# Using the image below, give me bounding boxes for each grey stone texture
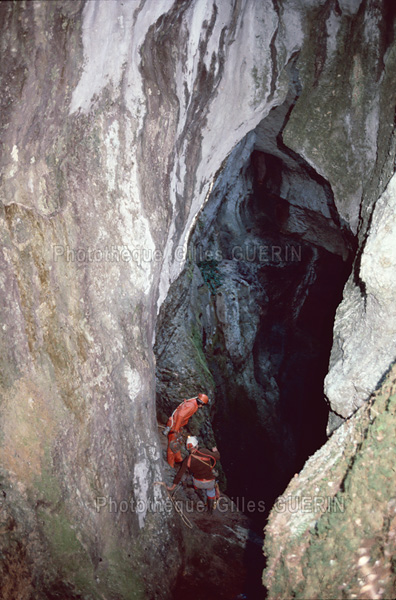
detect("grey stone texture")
[0,0,396,598]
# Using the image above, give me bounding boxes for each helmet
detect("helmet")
[197,393,209,405]
[186,436,199,449]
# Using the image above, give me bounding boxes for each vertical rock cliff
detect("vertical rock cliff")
[1,1,396,599]
[0,0,294,597]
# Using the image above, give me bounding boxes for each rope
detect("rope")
[154,482,193,529]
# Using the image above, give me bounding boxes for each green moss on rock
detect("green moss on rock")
[263,364,396,599]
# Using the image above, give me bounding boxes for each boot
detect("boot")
[207,497,215,515]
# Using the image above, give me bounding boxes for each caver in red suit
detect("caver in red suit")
[166,393,209,467]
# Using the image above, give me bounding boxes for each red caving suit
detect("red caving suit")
[166,398,199,467]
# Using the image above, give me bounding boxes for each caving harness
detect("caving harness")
[188,449,220,505]
[168,431,184,453]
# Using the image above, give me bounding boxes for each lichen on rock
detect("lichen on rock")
[264,361,396,599]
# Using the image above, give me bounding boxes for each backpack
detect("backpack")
[187,449,217,471]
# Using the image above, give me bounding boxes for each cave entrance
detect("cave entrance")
[183,108,354,528]
[155,100,355,534]
[154,101,355,599]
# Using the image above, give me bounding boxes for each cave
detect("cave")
[201,151,354,523]
[155,98,355,532]
[154,91,359,595]
[2,1,396,599]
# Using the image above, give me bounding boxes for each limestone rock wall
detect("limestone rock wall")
[154,114,352,522]
[281,0,396,421]
[262,1,396,596]
[263,360,396,599]
[1,0,396,598]
[325,171,396,420]
[153,1,396,597]
[0,0,300,597]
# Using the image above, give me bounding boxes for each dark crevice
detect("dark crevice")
[337,412,370,496]
[204,144,354,523]
[334,0,342,17]
[312,0,332,87]
[155,83,357,597]
[268,0,279,102]
[382,0,396,56]
[352,184,380,304]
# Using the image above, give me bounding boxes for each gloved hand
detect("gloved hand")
[162,426,171,436]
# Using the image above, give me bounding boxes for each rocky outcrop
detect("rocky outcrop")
[325,172,396,419]
[280,0,396,425]
[263,360,396,600]
[262,1,396,597]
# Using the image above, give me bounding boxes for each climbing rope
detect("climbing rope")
[154,482,194,529]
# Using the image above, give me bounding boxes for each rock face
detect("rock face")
[0,1,300,597]
[263,361,396,599]
[156,0,396,597]
[1,1,396,599]
[325,173,396,419]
